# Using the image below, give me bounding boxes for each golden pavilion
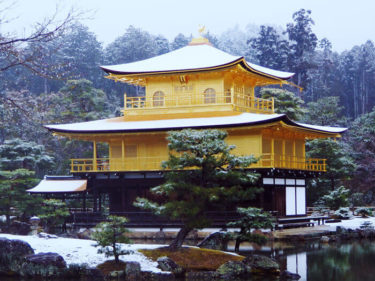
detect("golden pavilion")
[29,35,346,222]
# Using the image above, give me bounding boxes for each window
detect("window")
[125,145,137,158]
[153,91,165,107]
[204,88,216,104]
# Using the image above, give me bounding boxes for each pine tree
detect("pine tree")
[248,25,289,70]
[305,96,345,126]
[93,216,131,263]
[260,88,306,121]
[227,207,274,252]
[0,169,39,227]
[306,139,355,204]
[286,9,318,91]
[134,129,261,250]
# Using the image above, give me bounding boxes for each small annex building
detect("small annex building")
[29,35,346,225]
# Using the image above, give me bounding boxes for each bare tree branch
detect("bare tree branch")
[0,2,84,77]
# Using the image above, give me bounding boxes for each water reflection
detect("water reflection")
[306,242,375,281]
[241,240,375,281]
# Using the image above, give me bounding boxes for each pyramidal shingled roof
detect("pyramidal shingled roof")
[100,43,294,80]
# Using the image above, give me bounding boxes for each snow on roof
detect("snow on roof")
[45,113,347,135]
[295,122,347,134]
[101,44,294,80]
[246,61,294,80]
[27,179,87,193]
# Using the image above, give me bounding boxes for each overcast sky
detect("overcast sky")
[2,0,375,52]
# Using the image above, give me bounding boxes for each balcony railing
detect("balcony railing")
[71,154,326,173]
[123,92,274,114]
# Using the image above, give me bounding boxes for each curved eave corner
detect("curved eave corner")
[241,59,295,81]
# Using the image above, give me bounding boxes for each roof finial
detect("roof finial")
[189,25,211,46]
[198,25,206,37]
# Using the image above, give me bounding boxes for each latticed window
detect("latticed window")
[153,91,165,107]
[204,88,216,104]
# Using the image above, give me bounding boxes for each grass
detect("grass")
[140,246,245,271]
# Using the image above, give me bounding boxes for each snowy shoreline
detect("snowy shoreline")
[0,233,166,273]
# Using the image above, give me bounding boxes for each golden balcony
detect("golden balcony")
[123,92,274,115]
[70,154,326,173]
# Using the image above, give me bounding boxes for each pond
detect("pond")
[3,240,375,280]
[240,240,375,281]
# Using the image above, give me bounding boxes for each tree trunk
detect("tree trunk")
[169,226,192,251]
[235,238,241,252]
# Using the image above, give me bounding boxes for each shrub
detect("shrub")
[38,199,70,233]
[355,207,373,218]
[333,207,352,219]
[319,186,350,210]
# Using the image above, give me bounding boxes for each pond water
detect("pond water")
[240,240,375,281]
[3,240,375,280]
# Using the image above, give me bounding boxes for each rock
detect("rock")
[0,238,34,275]
[157,256,184,276]
[141,271,175,281]
[81,268,105,281]
[20,252,67,278]
[108,270,125,279]
[7,221,31,235]
[38,232,58,239]
[125,261,141,281]
[280,270,301,280]
[320,236,330,243]
[336,226,345,234]
[76,228,94,240]
[217,260,251,278]
[185,271,219,280]
[243,254,280,275]
[0,215,6,223]
[197,231,229,251]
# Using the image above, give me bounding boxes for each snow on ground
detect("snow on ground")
[326,216,375,230]
[0,233,166,273]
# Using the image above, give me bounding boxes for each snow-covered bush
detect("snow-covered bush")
[318,186,350,210]
[355,207,373,218]
[333,207,352,219]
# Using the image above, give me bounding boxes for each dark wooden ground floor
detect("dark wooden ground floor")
[57,168,321,227]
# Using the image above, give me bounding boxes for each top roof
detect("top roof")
[100,43,294,80]
[45,112,347,135]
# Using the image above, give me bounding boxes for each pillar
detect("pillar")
[122,140,125,170]
[93,141,97,171]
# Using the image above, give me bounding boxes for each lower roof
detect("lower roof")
[44,112,347,135]
[27,179,87,193]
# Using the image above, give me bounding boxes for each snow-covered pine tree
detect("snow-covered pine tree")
[134,129,261,250]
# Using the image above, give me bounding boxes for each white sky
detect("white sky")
[2,0,375,52]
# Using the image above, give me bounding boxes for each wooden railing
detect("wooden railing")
[257,154,326,171]
[70,157,166,172]
[123,92,274,114]
[71,154,326,173]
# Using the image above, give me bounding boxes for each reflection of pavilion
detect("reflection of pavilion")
[287,252,307,281]
[29,34,346,225]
